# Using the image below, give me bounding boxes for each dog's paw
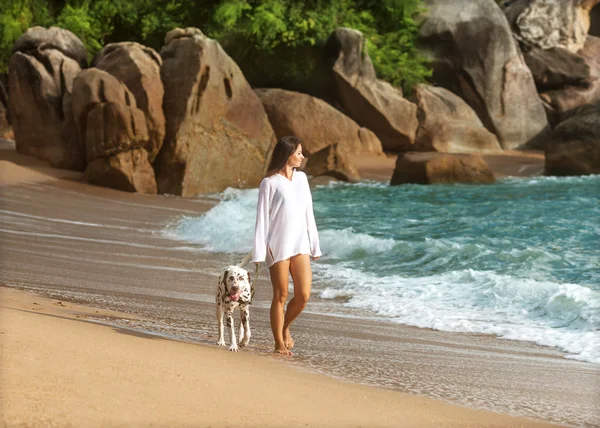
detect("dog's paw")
[240,337,250,348]
[228,344,239,352]
[217,338,226,347]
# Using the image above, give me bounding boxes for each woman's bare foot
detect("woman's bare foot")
[274,344,293,356]
[283,328,294,349]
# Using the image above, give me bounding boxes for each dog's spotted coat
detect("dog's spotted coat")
[216,265,253,352]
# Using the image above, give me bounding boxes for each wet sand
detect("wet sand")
[1,145,598,427]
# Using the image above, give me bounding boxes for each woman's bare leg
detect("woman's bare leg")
[283,254,312,349]
[269,259,292,355]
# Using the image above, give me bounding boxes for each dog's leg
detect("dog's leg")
[226,309,238,352]
[238,310,245,344]
[216,300,226,347]
[240,306,251,348]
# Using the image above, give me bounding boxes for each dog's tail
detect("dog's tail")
[237,251,252,268]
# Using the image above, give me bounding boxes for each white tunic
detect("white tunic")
[252,170,322,267]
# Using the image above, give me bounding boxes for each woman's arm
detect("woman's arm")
[305,177,322,260]
[252,179,270,263]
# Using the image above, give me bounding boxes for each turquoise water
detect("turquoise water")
[165,175,600,363]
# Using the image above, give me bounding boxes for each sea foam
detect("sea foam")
[314,264,600,363]
[163,188,397,258]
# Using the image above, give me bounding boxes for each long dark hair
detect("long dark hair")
[265,136,302,177]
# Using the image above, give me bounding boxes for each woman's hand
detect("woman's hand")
[312,256,320,261]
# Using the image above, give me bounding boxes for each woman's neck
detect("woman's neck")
[279,166,294,180]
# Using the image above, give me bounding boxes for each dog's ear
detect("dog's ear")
[222,269,230,287]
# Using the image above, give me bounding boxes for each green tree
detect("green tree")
[0,0,51,73]
[210,0,431,92]
[0,0,195,71]
[0,0,431,92]
[50,0,193,62]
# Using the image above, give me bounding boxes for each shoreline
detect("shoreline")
[0,138,545,186]
[0,286,556,427]
[353,150,545,181]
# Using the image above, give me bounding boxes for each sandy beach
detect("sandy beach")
[1,287,558,428]
[1,142,598,427]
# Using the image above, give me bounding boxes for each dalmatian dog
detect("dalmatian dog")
[216,264,253,352]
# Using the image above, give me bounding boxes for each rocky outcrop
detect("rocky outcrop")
[72,68,156,193]
[591,4,600,36]
[154,28,276,196]
[255,88,382,157]
[410,84,502,153]
[545,103,600,175]
[535,36,600,114]
[358,127,384,155]
[303,143,361,182]
[13,26,88,68]
[93,42,165,162]
[324,28,418,151]
[391,152,496,185]
[85,148,157,193]
[504,1,600,116]
[418,0,548,149]
[504,0,600,52]
[8,26,85,170]
[0,77,10,139]
[522,46,590,90]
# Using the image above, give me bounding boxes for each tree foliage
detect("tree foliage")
[212,0,431,92]
[0,0,51,72]
[0,0,431,92]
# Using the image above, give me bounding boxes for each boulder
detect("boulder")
[72,69,149,157]
[410,84,502,153]
[13,26,88,68]
[154,28,276,196]
[83,101,148,161]
[545,103,600,175]
[302,143,361,182]
[93,42,165,162]
[8,40,85,170]
[539,36,600,113]
[0,109,9,140]
[324,28,418,151]
[0,78,10,139]
[418,0,548,149]
[391,152,495,185]
[504,2,600,115]
[85,148,157,193]
[591,4,600,36]
[522,46,591,89]
[358,127,384,155]
[71,68,156,193]
[504,0,600,52]
[255,88,382,156]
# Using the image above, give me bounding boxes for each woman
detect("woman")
[252,136,322,355]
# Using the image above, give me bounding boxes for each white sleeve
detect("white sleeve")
[252,179,270,263]
[305,176,322,258]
